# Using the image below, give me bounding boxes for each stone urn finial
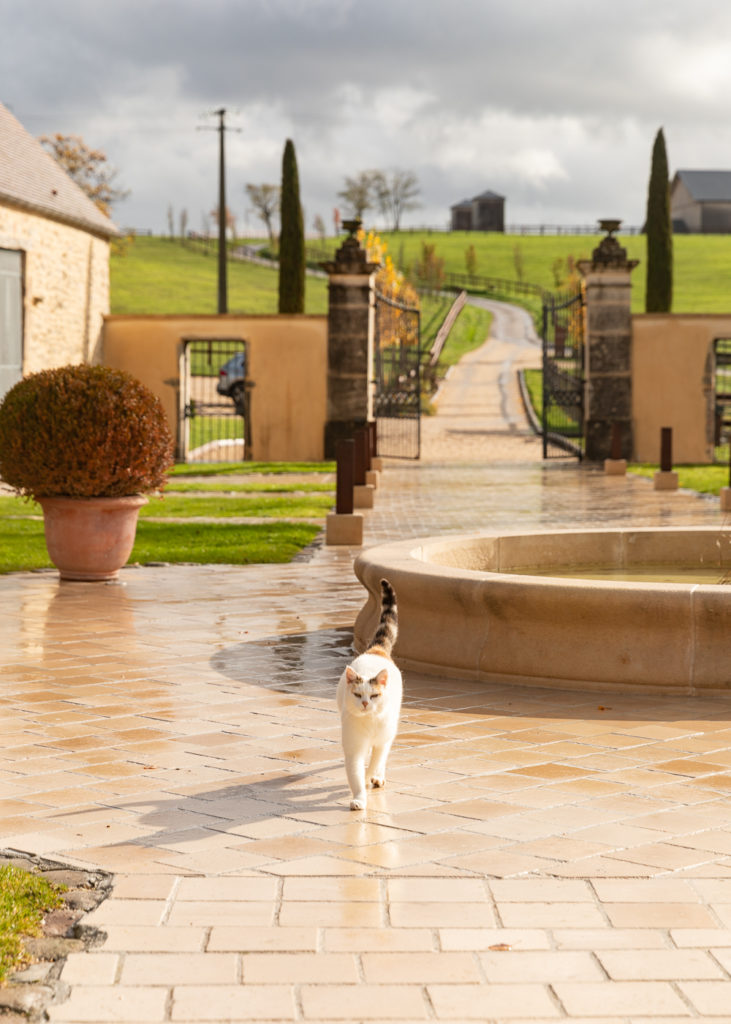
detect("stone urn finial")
[591,219,638,268]
[322,217,379,275]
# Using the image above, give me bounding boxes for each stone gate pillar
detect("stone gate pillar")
[323,220,379,458]
[577,220,639,461]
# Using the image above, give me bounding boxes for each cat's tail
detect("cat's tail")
[367,578,398,658]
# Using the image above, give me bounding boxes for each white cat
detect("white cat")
[337,579,402,810]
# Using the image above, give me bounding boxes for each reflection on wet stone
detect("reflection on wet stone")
[211,627,355,694]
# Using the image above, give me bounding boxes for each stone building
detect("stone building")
[450,190,505,232]
[670,170,731,234]
[0,103,118,399]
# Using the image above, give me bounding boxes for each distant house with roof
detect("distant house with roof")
[670,170,731,234]
[0,103,118,399]
[450,190,505,232]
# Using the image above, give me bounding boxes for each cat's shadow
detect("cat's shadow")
[72,629,362,851]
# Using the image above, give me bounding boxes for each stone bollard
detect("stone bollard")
[653,427,679,491]
[370,421,384,473]
[353,427,375,509]
[604,421,627,476]
[326,438,363,545]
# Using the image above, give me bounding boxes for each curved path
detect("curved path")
[421,297,542,462]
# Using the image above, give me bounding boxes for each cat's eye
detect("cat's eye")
[371,693,381,698]
[353,692,361,698]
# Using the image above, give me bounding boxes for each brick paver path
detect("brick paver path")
[2,305,730,1022]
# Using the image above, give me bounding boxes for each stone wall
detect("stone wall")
[0,204,110,370]
[632,313,731,463]
[103,314,328,462]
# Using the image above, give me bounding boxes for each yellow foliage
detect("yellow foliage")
[358,229,420,348]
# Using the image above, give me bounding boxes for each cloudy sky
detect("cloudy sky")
[5,0,731,234]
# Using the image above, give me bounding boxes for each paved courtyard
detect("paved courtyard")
[2,308,731,1022]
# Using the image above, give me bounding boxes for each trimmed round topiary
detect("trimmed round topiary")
[0,364,175,500]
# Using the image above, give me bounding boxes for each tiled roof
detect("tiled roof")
[0,103,119,238]
[674,170,731,203]
[451,190,505,209]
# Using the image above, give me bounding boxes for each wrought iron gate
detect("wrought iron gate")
[714,338,731,464]
[181,338,251,463]
[373,289,421,459]
[541,289,585,459]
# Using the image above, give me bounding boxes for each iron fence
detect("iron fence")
[373,289,421,459]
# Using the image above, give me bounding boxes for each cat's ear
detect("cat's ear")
[345,666,358,685]
[375,668,389,687]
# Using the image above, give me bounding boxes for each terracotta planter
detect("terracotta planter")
[37,495,148,582]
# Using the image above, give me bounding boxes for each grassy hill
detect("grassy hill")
[111,237,328,315]
[113,231,731,319]
[378,231,731,314]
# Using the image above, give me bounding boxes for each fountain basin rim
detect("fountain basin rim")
[353,526,731,695]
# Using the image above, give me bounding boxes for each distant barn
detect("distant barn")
[450,190,505,232]
[671,170,731,234]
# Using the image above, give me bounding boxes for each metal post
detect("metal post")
[369,420,378,458]
[335,439,354,515]
[610,421,622,461]
[541,300,548,460]
[660,427,673,472]
[354,428,367,486]
[216,108,228,315]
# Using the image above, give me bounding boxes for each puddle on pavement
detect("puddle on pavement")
[211,627,355,694]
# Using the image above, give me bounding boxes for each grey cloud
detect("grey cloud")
[6,0,731,230]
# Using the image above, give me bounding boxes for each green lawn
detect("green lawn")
[0,467,333,573]
[628,463,731,495]
[141,493,333,518]
[0,864,65,983]
[169,461,335,476]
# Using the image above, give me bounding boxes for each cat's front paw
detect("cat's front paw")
[370,776,385,789]
[350,796,366,810]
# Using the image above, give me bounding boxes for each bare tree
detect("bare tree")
[313,214,326,244]
[372,169,420,231]
[245,183,280,250]
[337,171,378,220]
[179,208,188,239]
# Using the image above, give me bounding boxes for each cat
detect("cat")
[336,578,402,810]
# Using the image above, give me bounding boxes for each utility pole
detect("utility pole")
[216,108,227,313]
[198,108,241,314]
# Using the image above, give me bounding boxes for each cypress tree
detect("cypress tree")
[645,127,673,312]
[278,138,305,314]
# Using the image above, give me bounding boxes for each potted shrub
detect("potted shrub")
[0,364,175,581]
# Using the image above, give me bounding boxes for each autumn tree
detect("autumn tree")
[414,242,445,293]
[209,205,237,239]
[645,127,673,313]
[245,183,279,251]
[278,139,305,314]
[371,169,420,231]
[39,133,128,215]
